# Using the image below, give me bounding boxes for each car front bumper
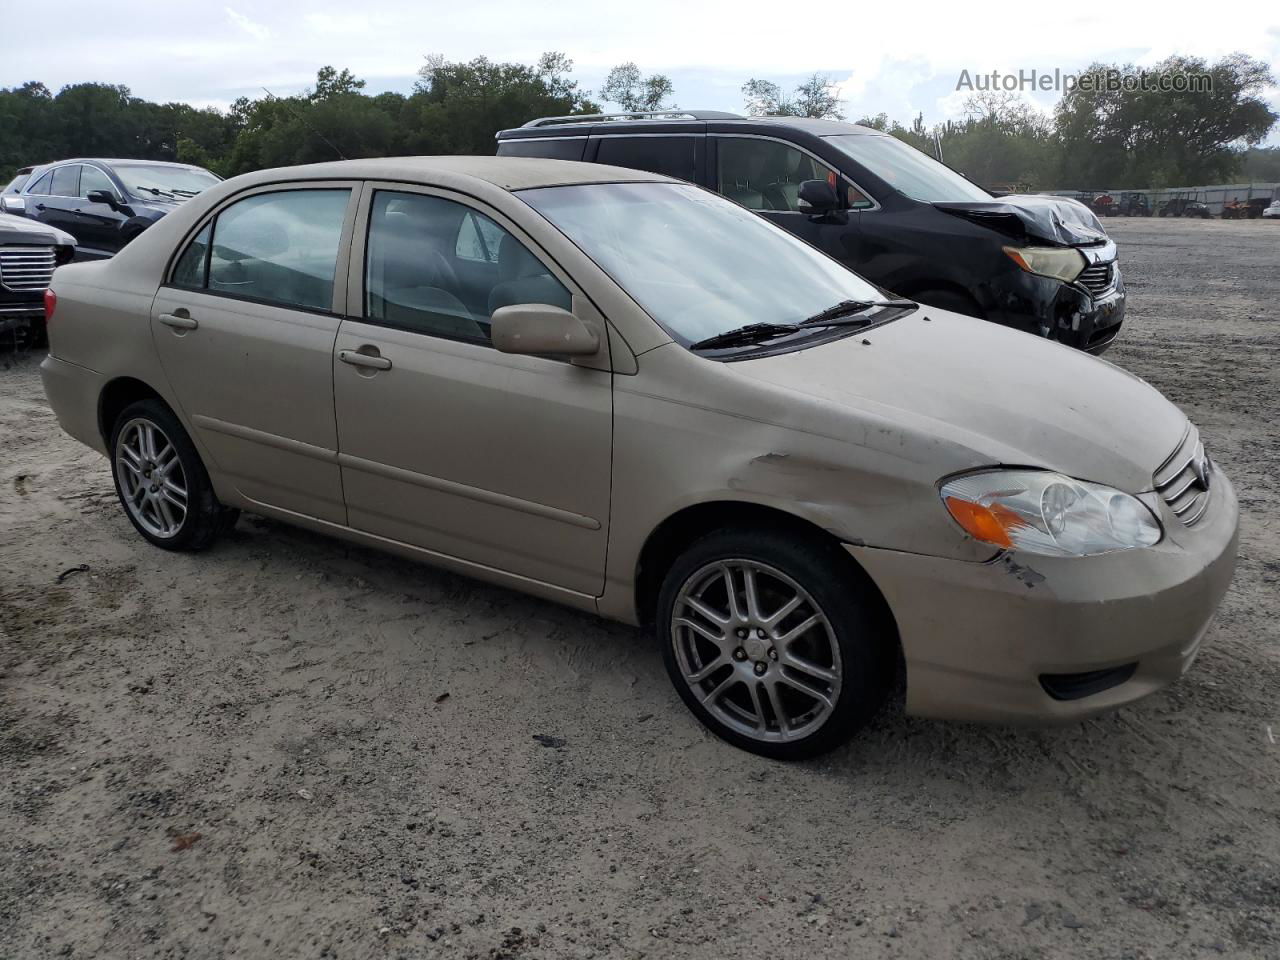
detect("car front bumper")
[847,471,1239,724]
[984,263,1126,354]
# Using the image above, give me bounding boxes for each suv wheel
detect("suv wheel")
[657,529,894,759]
[109,399,237,550]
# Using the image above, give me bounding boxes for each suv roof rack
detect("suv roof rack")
[522,110,743,128]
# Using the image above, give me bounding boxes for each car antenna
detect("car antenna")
[260,87,348,161]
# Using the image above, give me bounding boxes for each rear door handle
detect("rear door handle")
[339,349,392,371]
[158,313,198,330]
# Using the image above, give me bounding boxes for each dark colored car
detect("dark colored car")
[497,112,1125,353]
[0,212,75,339]
[1,159,220,260]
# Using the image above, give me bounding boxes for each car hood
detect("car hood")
[0,212,75,247]
[731,309,1186,494]
[933,194,1108,246]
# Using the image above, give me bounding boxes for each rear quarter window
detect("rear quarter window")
[497,138,587,161]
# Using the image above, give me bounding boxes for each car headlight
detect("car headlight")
[940,469,1161,557]
[1002,245,1086,283]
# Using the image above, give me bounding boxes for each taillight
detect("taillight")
[44,289,56,321]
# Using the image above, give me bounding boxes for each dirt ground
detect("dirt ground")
[1,217,1277,960]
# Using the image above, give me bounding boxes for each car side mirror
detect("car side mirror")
[0,195,26,216]
[491,303,600,357]
[798,179,839,214]
[86,189,120,210]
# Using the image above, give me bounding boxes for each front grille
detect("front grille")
[0,246,57,292]
[1154,424,1212,527]
[1077,261,1114,296]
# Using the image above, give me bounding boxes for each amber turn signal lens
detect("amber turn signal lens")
[942,495,1027,548]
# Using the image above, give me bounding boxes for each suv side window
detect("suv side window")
[79,165,117,201]
[499,138,587,161]
[26,171,53,196]
[172,189,350,311]
[716,138,868,212]
[365,190,571,345]
[50,165,81,198]
[595,136,697,182]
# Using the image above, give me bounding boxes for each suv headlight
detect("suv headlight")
[1002,245,1086,283]
[940,469,1161,557]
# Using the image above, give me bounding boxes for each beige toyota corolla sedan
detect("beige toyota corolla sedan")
[40,157,1238,759]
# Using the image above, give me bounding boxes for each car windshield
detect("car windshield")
[825,134,992,203]
[3,174,29,194]
[115,164,220,198]
[520,182,886,347]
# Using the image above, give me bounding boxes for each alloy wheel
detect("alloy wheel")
[115,417,188,539]
[670,559,842,743]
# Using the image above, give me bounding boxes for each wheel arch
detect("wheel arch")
[98,376,167,446]
[634,499,899,637]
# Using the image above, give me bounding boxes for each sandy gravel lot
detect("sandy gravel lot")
[1,217,1278,960]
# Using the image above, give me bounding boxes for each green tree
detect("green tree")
[742,74,843,119]
[601,63,674,112]
[1055,53,1277,186]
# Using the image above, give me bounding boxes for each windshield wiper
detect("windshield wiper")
[168,188,200,197]
[689,322,801,350]
[134,185,178,199]
[800,298,917,325]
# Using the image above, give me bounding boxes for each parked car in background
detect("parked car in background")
[40,156,1237,758]
[498,112,1126,353]
[1263,198,1280,219]
[2,159,220,260]
[0,212,74,340]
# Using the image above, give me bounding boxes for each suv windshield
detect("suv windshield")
[114,164,220,199]
[826,134,992,203]
[521,182,886,348]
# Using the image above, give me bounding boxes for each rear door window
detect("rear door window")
[595,136,698,182]
[171,189,351,312]
[50,165,81,198]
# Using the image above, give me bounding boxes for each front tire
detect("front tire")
[109,399,237,551]
[657,528,895,760]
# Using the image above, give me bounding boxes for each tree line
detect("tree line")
[0,52,1274,192]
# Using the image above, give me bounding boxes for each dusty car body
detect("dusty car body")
[40,157,1238,758]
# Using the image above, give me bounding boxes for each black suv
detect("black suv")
[1,159,220,260]
[497,112,1126,353]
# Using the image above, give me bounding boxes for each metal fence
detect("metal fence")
[1043,182,1279,217]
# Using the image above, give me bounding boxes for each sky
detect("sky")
[4,0,1279,143]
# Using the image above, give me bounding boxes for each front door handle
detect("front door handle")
[339,349,392,371]
[158,312,199,330]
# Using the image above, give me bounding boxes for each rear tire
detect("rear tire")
[657,528,895,760]
[109,399,237,551]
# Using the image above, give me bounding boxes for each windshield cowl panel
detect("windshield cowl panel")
[520,182,893,353]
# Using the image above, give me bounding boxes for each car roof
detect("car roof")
[228,155,675,192]
[498,114,886,139]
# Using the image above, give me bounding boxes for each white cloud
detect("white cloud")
[225,7,270,42]
[0,0,1273,143]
